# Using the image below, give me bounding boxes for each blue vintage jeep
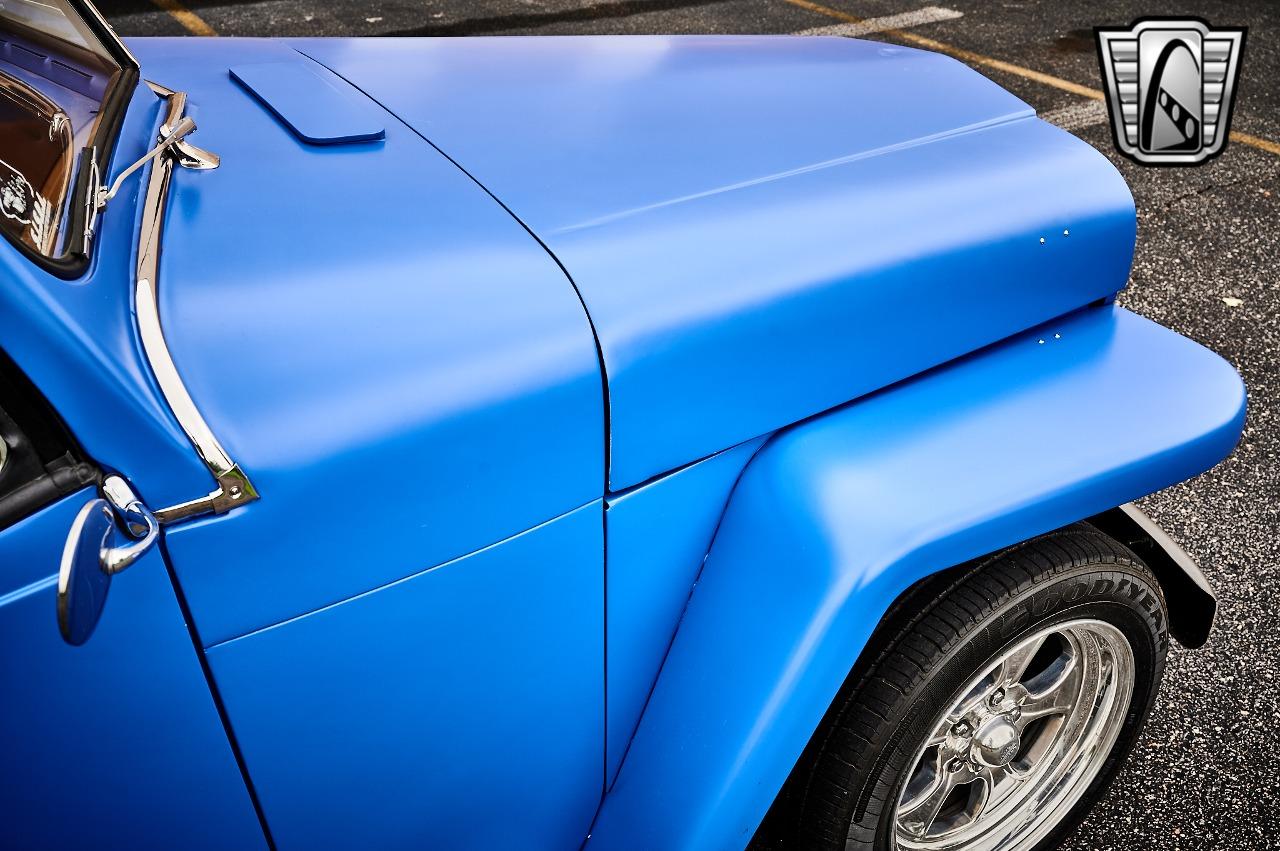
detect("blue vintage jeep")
[0,2,1245,849]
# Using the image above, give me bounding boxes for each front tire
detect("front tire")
[759,524,1170,850]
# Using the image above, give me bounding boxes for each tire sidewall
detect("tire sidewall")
[864,563,1169,850]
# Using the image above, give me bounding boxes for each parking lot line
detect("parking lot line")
[794,6,962,38]
[148,0,217,36]
[1232,131,1280,156]
[782,0,1280,157]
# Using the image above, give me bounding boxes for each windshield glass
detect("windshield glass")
[0,0,129,261]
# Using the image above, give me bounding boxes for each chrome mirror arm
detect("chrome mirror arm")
[56,476,160,645]
[100,476,160,573]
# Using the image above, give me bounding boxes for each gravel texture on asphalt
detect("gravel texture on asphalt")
[99,1,1280,847]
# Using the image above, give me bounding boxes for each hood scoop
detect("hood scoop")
[229,58,384,145]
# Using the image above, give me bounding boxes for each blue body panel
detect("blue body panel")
[0,28,1248,851]
[590,306,1245,850]
[126,39,604,645]
[604,436,765,785]
[229,60,386,144]
[0,491,266,850]
[294,36,1137,490]
[205,501,604,851]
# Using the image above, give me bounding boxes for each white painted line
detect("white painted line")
[1040,100,1109,133]
[795,6,963,38]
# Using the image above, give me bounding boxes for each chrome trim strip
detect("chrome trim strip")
[136,82,257,524]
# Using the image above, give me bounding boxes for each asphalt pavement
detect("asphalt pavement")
[97,1,1280,847]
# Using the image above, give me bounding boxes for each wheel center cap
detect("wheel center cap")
[973,718,1021,767]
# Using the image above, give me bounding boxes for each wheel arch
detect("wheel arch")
[586,306,1243,851]
[1086,503,1216,649]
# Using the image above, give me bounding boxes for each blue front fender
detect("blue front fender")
[588,305,1244,850]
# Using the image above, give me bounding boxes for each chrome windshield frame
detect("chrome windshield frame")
[0,0,139,276]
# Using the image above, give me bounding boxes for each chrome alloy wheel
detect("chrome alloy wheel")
[892,619,1136,851]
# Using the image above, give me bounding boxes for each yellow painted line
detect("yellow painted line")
[783,0,1279,157]
[900,32,1103,99]
[149,0,217,36]
[1232,131,1280,156]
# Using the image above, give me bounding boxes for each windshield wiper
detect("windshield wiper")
[82,83,219,247]
[93,114,196,210]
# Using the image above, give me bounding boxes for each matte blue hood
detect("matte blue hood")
[128,38,606,643]
[296,35,1138,491]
